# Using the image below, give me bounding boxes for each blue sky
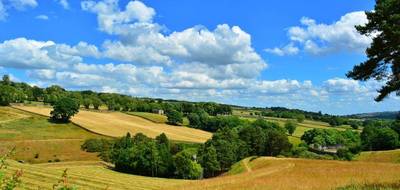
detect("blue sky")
[0,0,398,115]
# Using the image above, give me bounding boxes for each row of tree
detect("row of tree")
[86,118,292,179]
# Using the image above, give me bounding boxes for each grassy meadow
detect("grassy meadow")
[0,107,102,163]
[13,105,212,143]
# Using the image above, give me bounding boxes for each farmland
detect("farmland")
[4,156,400,190]
[12,105,211,143]
[0,107,101,163]
[1,106,400,190]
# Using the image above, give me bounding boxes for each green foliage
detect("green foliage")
[82,98,92,109]
[347,0,400,101]
[50,97,80,123]
[173,148,203,179]
[198,145,220,178]
[81,138,113,153]
[361,126,399,151]
[238,125,265,155]
[301,128,361,148]
[91,97,102,110]
[166,109,183,125]
[0,85,24,106]
[284,121,297,136]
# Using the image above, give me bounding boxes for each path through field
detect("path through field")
[13,106,212,143]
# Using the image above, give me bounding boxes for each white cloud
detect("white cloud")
[9,0,37,10]
[81,0,266,81]
[35,14,48,20]
[56,0,69,9]
[264,43,299,56]
[266,11,372,55]
[0,0,37,21]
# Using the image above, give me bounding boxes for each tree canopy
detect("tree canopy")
[50,97,80,122]
[347,0,400,101]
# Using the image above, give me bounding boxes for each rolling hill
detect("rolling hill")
[4,156,400,190]
[12,105,212,143]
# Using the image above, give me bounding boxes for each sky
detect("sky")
[0,0,398,115]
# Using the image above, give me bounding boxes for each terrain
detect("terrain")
[12,105,211,143]
[1,106,399,190]
[4,156,400,190]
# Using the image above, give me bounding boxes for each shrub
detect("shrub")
[81,139,113,153]
[50,97,80,122]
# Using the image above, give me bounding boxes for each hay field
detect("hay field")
[4,156,400,190]
[4,160,187,190]
[13,106,211,143]
[169,157,400,190]
[0,107,102,163]
[356,149,400,164]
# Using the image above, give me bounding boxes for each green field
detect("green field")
[0,107,104,163]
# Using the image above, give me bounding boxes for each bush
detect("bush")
[50,97,80,122]
[81,139,113,153]
[337,148,354,161]
[166,109,183,125]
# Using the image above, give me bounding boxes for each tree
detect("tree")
[347,0,400,101]
[91,97,102,110]
[296,114,305,123]
[2,75,11,85]
[50,97,80,122]
[0,85,22,106]
[199,145,220,177]
[82,98,92,109]
[166,109,183,125]
[361,126,399,150]
[155,133,173,177]
[238,125,265,155]
[173,148,203,179]
[284,121,297,136]
[264,129,292,156]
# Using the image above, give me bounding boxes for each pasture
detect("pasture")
[12,106,212,143]
[0,107,102,163]
[5,156,400,190]
[169,157,400,190]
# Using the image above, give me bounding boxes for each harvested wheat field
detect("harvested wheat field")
[12,106,211,143]
[169,157,400,190]
[6,157,400,190]
[5,160,187,190]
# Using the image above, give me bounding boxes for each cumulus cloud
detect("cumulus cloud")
[81,0,267,81]
[266,11,371,55]
[0,38,103,70]
[264,43,299,56]
[35,14,48,20]
[0,0,37,20]
[55,0,69,9]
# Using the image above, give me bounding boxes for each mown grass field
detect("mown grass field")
[0,107,102,163]
[355,149,400,164]
[4,156,400,190]
[4,160,187,190]
[127,112,190,126]
[13,106,212,143]
[168,157,400,190]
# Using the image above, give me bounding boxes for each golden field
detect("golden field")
[12,106,211,143]
[4,156,400,190]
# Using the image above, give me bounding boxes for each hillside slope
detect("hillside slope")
[5,157,400,190]
[169,157,400,190]
[13,106,211,143]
